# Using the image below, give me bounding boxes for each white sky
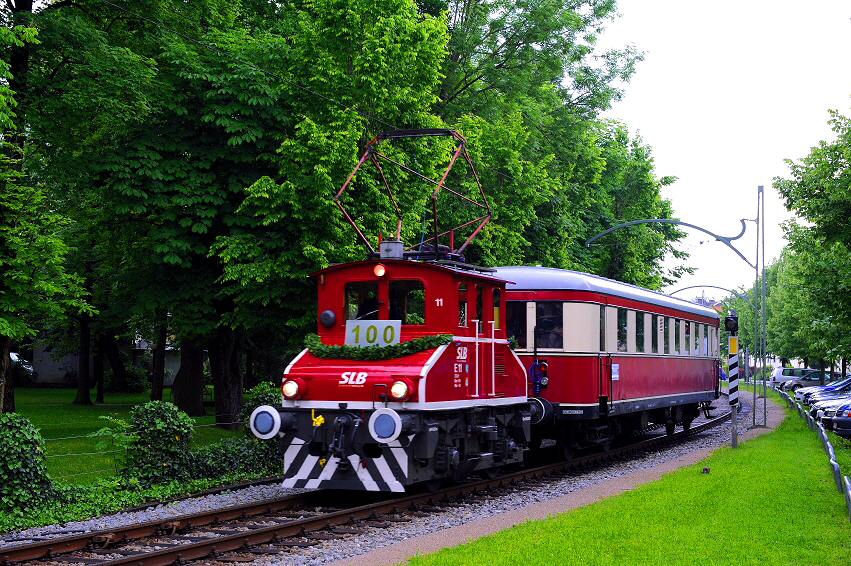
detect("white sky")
[596,0,851,301]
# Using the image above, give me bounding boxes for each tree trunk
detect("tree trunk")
[245,348,255,390]
[171,339,206,416]
[209,327,243,430]
[73,314,93,405]
[94,335,104,403]
[0,335,13,414]
[843,358,847,378]
[102,333,129,392]
[150,313,167,402]
[819,359,826,386]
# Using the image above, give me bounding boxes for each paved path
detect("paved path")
[327,395,786,566]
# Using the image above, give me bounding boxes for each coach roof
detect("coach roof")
[493,266,718,320]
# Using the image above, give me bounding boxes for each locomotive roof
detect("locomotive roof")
[314,259,512,284]
[493,266,718,319]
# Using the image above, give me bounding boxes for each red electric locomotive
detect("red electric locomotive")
[249,129,720,491]
[249,130,532,491]
[497,265,720,458]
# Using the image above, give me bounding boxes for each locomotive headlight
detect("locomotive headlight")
[281,378,306,399]
[390,380,413,401]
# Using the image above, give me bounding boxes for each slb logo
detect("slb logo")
[340,371,368,385]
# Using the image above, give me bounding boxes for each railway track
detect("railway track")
[2,407,734,566]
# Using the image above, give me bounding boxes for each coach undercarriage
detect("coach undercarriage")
[530,401,703,459]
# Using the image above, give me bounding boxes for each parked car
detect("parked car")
[803,380,851,406]
[795,377,851,403]
[781,370,845,392]
[770,367,814,389]
[823,400,851,439]
[810,396,851,420]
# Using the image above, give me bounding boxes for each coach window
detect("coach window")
[674,319,682,355]
[506,301,527,349]
[701,325,707,356]
[457,284,468,327]
[492,289,501,330]
[389,280,425,324]
[617,308,628,352]
[651,314,659,353]
[346,281,379,320]
[635,312,645,353]
[600,306,606,351]
[695,324,702,355]
[663,318,670,354]
[536,302,563,349]
[684,321,691,355]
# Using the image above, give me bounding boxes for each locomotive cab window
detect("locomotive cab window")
[389,280,425,324]
[475,284,483,334]
[458,284,468,327]
[492,288,501,330]
[346,281,379,320]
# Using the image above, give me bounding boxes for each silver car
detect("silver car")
[782,371,844,392]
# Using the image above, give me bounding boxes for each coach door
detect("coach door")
[597,304,616,415]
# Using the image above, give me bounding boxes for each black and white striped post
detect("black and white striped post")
[725,312,739,448]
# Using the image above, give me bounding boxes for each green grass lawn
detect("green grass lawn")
[15,388,239,485]
[408,397,851,566]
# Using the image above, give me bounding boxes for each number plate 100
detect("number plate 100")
[344,320,402,348]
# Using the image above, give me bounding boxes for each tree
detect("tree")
[0,19,91,413]
[776,110,851,247]
[436,0,640,122]
[773,109,851,369]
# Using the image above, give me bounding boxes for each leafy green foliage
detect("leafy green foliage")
[188,436,282,479]
[770,110,851,366]
[776,110,851,246]
[123,401,195,486]
[305,333,453,360]
[0,413,54,514]
[105,366,150,394]
[238,381,281,434]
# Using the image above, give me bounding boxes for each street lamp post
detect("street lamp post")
[585,186,768,439]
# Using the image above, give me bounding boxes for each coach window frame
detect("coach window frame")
[535,301,564,349]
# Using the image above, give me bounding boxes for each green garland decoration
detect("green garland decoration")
[305,333,453,361]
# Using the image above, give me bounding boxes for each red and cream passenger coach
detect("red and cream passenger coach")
[497,266,720,457]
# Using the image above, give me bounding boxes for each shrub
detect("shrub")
[123,401,194,486]
[188,436,282,479]
[238,381,281,434]
[104,365,150,393]
[0,414,54,514]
